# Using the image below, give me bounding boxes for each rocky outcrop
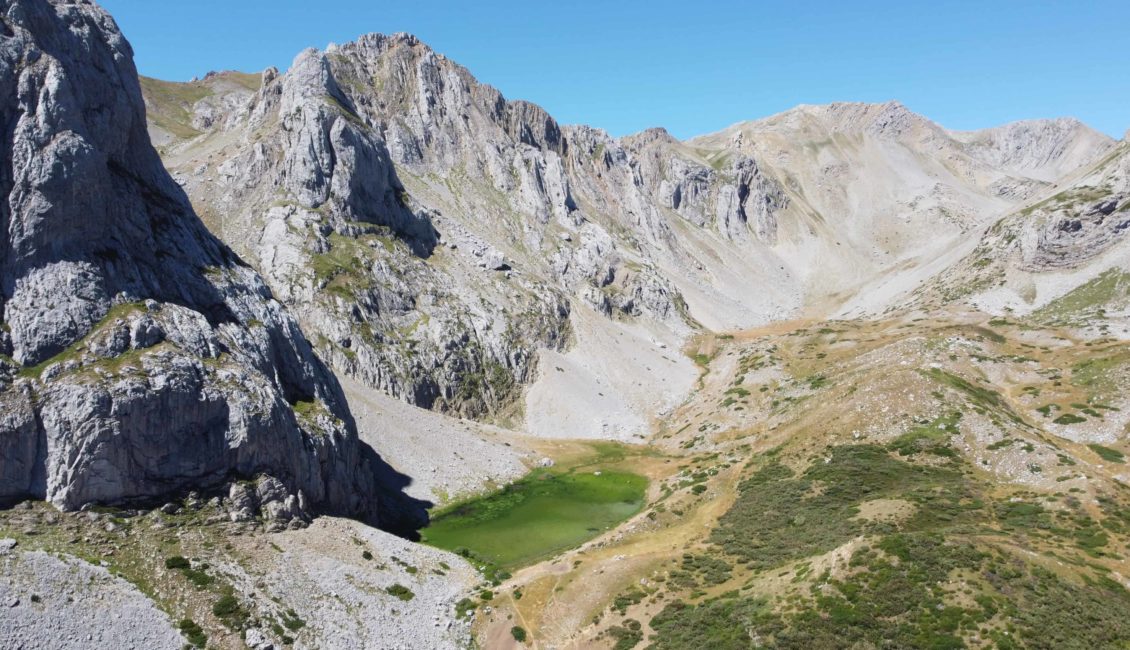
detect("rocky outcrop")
[622,128,787,243]
[986,145,1130,273]
[150,34,597,417]
[1021,192,1130,270]
[268,46,437,253]
[0,0,379,519]
[914,140,1130,313]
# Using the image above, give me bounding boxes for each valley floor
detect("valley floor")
[4,306,1130,650]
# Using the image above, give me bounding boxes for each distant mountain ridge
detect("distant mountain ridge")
[2,8,1119,516]
[138,36,1117,434]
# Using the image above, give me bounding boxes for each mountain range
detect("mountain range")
[2,2,1129,649]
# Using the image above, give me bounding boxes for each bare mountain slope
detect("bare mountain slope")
[917,137,1130,330]
[951,116,1115,183]
[689,102,1115,318]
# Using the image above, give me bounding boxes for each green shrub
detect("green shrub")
[212,594,240,617]
[711,445,970,569]
[608,620,644,649]
[651,532,1130,649]
[282,609,306,631]
[178,618,206,648]
[888,412,961,458]
[386,584,415,601]
[1088,443,1125,463]
[612,587,646,614]
[211,593,249,629]
[511,626,528,642]
[1053,413,1086,424]
[182,566,214,588]
[681,554,732,585]
[164,556,190,570]
[455,597,477,618]
[165,555,213,588]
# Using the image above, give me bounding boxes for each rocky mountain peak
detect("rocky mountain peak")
[620,126,679,150]
[859,100,928,137]
[754,100,938,139]
[327,31,425,62]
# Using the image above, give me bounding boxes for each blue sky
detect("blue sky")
[101,0,1128,139]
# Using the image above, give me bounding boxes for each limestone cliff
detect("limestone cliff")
[0,0,379,521]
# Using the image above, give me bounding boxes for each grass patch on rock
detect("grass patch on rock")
[1032,269,1130,325]
[385,584,415,601]
[178,618,207,648]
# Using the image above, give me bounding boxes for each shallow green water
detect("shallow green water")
[421,467,647,569]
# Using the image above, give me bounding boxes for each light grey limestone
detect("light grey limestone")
[0,0,380,523]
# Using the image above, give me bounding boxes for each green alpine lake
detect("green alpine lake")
[421,457,647,569]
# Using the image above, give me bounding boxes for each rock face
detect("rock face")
[152,36,579,417]
[147,33,796,416]
[951,117,1116,183]
[0,0,379,519]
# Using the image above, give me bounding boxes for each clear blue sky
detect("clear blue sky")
[101,0,1128,140]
